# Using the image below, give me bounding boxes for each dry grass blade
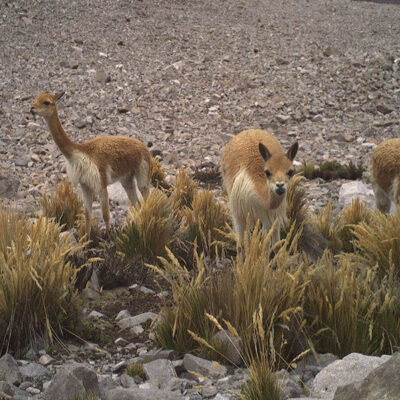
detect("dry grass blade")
[170,169,199,215]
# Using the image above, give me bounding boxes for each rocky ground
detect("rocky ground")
[1,0,400,399]
[1,0,400,214]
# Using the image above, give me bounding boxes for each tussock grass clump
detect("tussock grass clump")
[312,203,342,253]
[349,211,400,278]
[170,169,199,215]
[41,179,82,231]
[337,198,372,253]
[306,252,400,357]
[151,157,167,188]
[0,205,85,356]
[114,189,177,261]
[184,190,233,254]
[151,223,308,365]
[285,175,308,236]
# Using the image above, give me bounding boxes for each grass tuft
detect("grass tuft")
[0,204,85,356]
[126,361,146,379]
[170,169,199,215]
[41,179,83,231]
[151,157,167,188]
[184,189,233,255]
[113,189,178,261]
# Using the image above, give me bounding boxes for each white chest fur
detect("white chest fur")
[65,151,102,195]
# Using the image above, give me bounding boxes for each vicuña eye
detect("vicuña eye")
[265,170,272,178]
[43,101,50,106]
[287,169,294,177]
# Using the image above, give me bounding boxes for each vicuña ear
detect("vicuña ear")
[287,141,299,161]
[54,92,65,102]
[259,143,271,161]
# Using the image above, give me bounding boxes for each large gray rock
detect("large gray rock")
[143,359,177,384]
[338,181,375,210]
[105,387,185,400]
[44,363,100,400]
[0,354,22,386]
[312,353,389,399]
[212,330,243,366]
[117,312,158,330]
[44,369,86,400]
[183,354,227,379]
[333,352,400,400]
[19,362,49,380]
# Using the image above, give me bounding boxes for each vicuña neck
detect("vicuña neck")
[45,112,76,159]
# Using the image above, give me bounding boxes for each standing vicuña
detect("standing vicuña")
[30,92,151,238]
[371,138,400,214]
[221,129,298,245]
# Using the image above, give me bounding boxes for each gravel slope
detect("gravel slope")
[0,0,399,212]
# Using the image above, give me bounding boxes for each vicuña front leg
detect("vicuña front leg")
[81,183,93,239]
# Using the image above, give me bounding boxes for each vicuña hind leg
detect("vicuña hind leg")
[372,182,390,213]
[100,189,110,238]
[81,183,93,239]
[121,175,139,206]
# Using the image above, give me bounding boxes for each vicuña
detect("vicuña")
[30,92,151,238]
[221,129,298,245]
[371,138,400,214]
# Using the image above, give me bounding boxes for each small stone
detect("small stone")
[376,103,393,115]
[39,354,55,366]
[344,134,356,143]
[88,310,104,320]
[116,310,131,321]
[276,114,290,123]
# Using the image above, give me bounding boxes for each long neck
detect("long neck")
[44,112,76,159]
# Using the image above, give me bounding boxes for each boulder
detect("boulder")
[183,354,227,379]
[44,363,100,400]
[143,359,177,384]
[338,181,375,210]
[212,329,243,366]
[0,354,22,386]
[333,352,400,400]
[0,175,19,198]
[312,353,389,399]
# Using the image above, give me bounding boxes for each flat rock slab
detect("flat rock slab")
[338,181,375,210]
[0,354,22,386]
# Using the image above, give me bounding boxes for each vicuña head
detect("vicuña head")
[221,129,298,246]
[31,91,152,239]
[371,138,400,214]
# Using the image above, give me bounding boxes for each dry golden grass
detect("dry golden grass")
[0,204,86,356]
[41,179,83,231]
[114,189,178,261]
[347,210,400,278]
[184,189,233,255]
[305,251,400,357]
[151,222,308,364]
[170,169,199,215]
[126,361,146,379]
[337,198,372,252]
[150,157,167,188]
[312,203,342,252]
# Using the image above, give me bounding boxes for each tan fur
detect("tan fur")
[221,129,298,245]
[31,92,151,238]
[371,138,400,214]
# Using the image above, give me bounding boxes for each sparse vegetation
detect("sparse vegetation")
[299,160,365,181]
[126,361,146,379]
[170,169,199,214]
